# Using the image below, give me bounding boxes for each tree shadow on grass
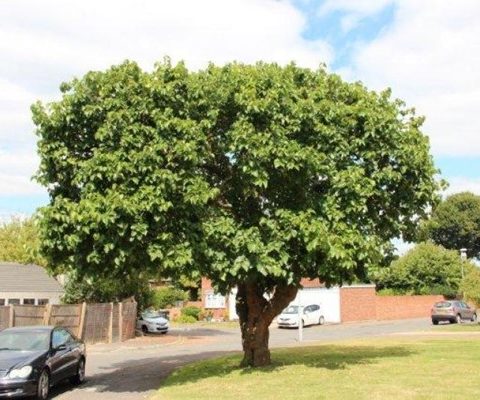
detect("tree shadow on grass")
[48,350,234,398]
[162,344,416,388]
[47,345,416,397]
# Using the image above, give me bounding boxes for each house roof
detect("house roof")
[0,262,64,293]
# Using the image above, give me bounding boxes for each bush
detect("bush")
[181,306,201,320]
[175,314,197,324]
[152,287,188,309]
[374,242,463,296]
[461,266,480,306]
[199,310,214,321]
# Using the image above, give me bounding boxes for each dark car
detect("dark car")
[431,300,477,325]
[0,326,86,399]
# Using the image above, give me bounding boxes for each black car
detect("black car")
[0,326,86,399]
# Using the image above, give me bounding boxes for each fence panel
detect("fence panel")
[121,301,137,340]
[83,303,112,344]
[49,304,82,333]
[12,305,46,327]
[0,306,11,330]
[111,303,120,342]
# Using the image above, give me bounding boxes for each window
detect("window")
[8,299,20,305]
[37,299,49,305]
[23,298,35,305]
[52,328,73,348]
[205,292,226,309]
[0,299,5,306]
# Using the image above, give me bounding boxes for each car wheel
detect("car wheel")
[141,325,149,334]
[318,316,325,325]
[471,313,477,323]
[456,314,462,324]
[432,319,439,325]
[36,369,50,400]
[70,358,86,385]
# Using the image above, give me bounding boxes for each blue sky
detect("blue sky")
[1,0,479,221]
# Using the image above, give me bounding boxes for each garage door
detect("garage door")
[291,287,341,323]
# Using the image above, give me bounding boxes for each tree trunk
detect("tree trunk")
[236,282,298,367]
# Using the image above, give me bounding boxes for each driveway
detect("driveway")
[49,318,447,400]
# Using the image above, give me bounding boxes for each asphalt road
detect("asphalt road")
[49,318,440,400]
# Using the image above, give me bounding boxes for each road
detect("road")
[50,318,437,400]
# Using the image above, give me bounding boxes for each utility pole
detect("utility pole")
[460,248,467,300]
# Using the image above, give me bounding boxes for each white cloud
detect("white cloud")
[318,0,393,33]
[342,0,480,156]
[0,0,333,202]
[443,177,480,197]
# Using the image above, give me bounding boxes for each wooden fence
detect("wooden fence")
[0,300,137,344]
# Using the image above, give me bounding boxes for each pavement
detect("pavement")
[47,318,473,400]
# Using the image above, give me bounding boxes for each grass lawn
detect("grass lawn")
[433,322,480,332]
[151,337,480,400]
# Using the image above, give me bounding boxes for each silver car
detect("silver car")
[431,300,477,325]
[137,310,169,334]
[277,304,325,328]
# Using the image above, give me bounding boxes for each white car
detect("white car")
[277,304,325,328]
[137,310,169,334]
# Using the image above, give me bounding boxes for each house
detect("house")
[201,278,441,323]
[0,262,64,306]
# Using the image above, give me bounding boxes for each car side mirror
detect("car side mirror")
[55,344,67,351]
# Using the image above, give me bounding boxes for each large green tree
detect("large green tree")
[420,192,480,258]
[33,61,440,366]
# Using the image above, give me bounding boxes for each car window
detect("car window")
[0,330,50,351]
[434,301,451,308]
[52,328,73,348]
[312,305,319,311]
[282,305,299,314]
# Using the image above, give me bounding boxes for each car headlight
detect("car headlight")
[9,366,33,379]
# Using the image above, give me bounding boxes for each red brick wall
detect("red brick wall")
[300,278,324,288]
[340,286,377,322]
[341,286,444,322]
[375,295,443,320]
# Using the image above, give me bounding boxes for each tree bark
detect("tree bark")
[236,282,298,367]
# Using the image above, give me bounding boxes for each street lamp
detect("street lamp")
[460,248,467,278]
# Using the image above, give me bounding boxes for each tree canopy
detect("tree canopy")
[374,242,464,297]
[0,217,45,266]
[33,60,440,366]
[420,192,480,258]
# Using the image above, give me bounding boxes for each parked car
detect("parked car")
[277,304,325,328]
[0,325,86,400]
[137,310,169,334]
[431,300,477,325]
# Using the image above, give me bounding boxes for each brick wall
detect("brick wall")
[340,286,377,322]
[375,295,444,320]
[341,286,444,322]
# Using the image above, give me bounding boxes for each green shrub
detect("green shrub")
[461,266,480,306]
[181,306,201,320]
[152,287,188,309]
[175,314,197,324]
[376,288,405,296]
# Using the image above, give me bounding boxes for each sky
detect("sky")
[1,0,479,227]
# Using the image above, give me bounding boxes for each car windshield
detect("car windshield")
[142,311,163,319]
[435,302,452,308]
[0,330,50,351]
[282,306,299,314]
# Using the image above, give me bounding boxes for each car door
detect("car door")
[461,302,473,319]
[310,305,320,323]
[50,328,77,384]
[303,306,313,326]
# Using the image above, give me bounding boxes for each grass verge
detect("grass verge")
[151,337,480,400]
